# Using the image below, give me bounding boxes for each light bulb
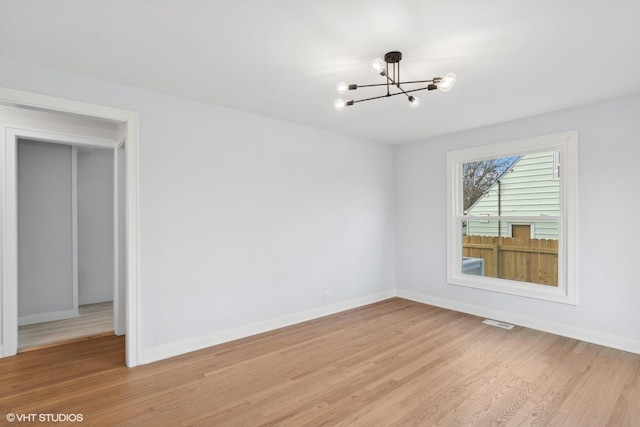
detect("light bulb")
[408,96,421,108]
[336,81,349,94]
[438,72,457,92]
[371,58,386,75]
[334,99,347,111]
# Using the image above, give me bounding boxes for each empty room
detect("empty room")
[1,1,639,425]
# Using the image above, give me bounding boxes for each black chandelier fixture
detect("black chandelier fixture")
[334,51,456,111]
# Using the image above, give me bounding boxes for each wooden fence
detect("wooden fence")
[462,235,558,286]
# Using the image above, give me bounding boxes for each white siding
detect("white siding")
[466,151,559,239]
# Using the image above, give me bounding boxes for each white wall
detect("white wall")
[0,58,396,362]
[17,140,75,322]
[395,95,640,351]
[77,148,114,304]
[137,100,395,360]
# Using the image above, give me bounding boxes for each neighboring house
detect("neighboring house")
[465,151,560,239]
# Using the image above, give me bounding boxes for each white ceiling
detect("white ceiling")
[1,1,640,144]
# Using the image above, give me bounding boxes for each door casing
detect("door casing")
[0,88,139,366]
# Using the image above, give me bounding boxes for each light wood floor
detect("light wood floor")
[1,298,639,426]
[18,301,113,351]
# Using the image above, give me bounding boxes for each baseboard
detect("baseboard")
[397,289,640,355]
[140,290,396,365]
[140,287,640,365]
[18,309,79,326]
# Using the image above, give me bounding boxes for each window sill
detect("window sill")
[447,273,577,305]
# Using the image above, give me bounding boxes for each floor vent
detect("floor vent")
[482,319,514,330]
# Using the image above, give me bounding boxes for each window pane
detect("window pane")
[462,220,558,287]
[464,151,560,222]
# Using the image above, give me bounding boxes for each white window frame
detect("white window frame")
[446,131,578,304]
[553,150,561,181]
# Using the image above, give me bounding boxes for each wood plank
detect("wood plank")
[1,298,638,426]
[18,302,113,351]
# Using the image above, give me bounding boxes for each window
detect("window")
[447,131,578,304]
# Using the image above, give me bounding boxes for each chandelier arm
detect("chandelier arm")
[352,87,428,104]
[398,79,438,85]
[352,94,394,104]
[394,82,415,100]
[351,79,436,89]
[402,87,429,94]
[386,71,396,87]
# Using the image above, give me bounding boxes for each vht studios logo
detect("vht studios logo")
[5,413,84,423]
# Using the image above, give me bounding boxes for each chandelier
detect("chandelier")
[334,51,456,111]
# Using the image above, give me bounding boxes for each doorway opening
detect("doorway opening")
[1,89,139,366]
[17,140,116,351]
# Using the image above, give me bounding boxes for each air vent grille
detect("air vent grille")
[482,319,514,330]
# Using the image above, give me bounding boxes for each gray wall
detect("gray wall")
[18,140,114,324]
[17,140,74,319]
[78,148,114,304]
